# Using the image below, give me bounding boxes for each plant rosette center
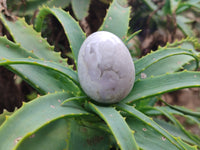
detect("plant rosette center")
[78,31,135,104]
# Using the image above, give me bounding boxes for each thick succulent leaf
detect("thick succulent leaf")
[16,118,70,150]
[0,58,79,84]
[45,0,71,8]
[65,118,113,150]
[99,0,130,39]
[141,0,157,11]
[160,100,200,118]
[184,60,200,71]
[71,0,90,20]
[0,14,66,65]
[142,106,200,126]
[155,107,200,146]
[134,47,199,80]
[117,103,197,150]
[7,0,71,16]
[7,0,49,16]
[155,118,199,149]
[170,0,179,12]
[176,15,194,37]
[176,0,200,14]
[126,117,179,150]
[35,7,86,67]
[0,92,91,150]
[123,71,200,104]
[0,37,37,59]
[16,118,112,150]
[136,55,194,80]
[61,96,88,105]
[87,102,139,150]
[138,39,200,78]
[0,37,81,94]
[0,109,17,126]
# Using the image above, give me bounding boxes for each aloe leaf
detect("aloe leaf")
[61,96,88,105]
[184,60,200,71]
[0,58,79,84]
[136,40,200,80]
[87,102,139,150]
[0,92,91,150]
[159,99,200,118]
[35,7,86,67]
[142,106,200,126]
[134,47,199,79]
[176,137,198,150]
[99,0,130,39]
[0,109,17,126]
[65,118,112,150]
[46,0,71,8]
[16,117,112,150]
[16,118,70,150]
[71,0,90,20]
[117,103,196,149]
[7,0,49,16]
[0,38,81,95]
[0,15,66,65]
[155,118,198,149]
[124,30,142,44]
[176,15,194,37]
[7,0,71,16]
[124,71,200,104]
[155,107,200,145]
[136,55,194,80]
[126,117,179,150]
[141,0,157,11]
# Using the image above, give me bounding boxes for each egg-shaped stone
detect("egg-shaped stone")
[78,31,135,104]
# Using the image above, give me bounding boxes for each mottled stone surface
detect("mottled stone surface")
[78,31,135,104]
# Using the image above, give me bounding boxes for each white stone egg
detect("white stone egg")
[78,31,135,104]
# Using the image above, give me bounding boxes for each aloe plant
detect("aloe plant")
[7,0,90,20]
[0,0,200,150]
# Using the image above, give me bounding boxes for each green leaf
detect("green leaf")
[142,106,200,126]
[155,119,198,150]
[0,37,81,95]
[159,99,200,118]
[71,0,90,20]
[65,118,113,150]
[99,0,130,39]
[0,109,16,126]
[124,71,200,104]
[45,0,71,8]
[16,117,112,150]
[61,96,88,105]
[87,102,139,150]
[7,0,71,16]
[155,107,200,145]
[137,40,200,79]
[126,117,179,150]
[0,58,79,84]
[117,103,196,149]
[0,92,91,150]
[176,15,194,37]
[16,119,70,150]
[7,0,49,16]
[35,7,86,67]
[0,14,66,65]
[176,138,198,150]
[134,47,199,80]
[141,0,157,11]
